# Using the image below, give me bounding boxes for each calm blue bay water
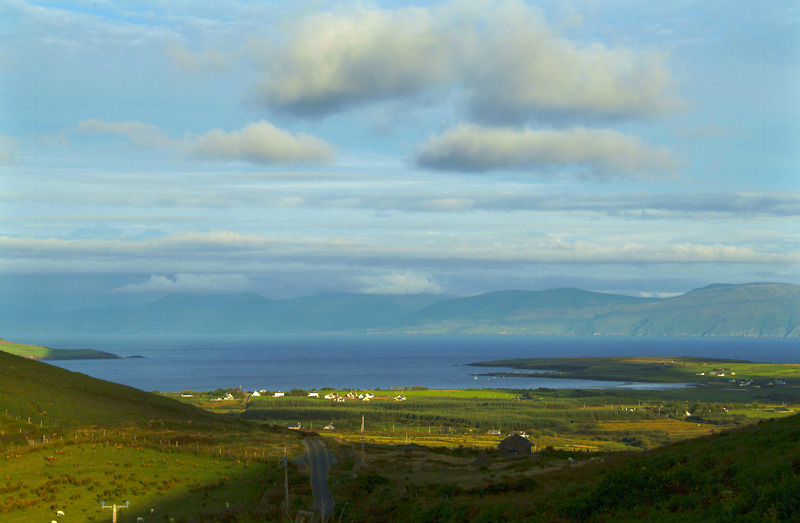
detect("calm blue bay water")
[27,334,800,393]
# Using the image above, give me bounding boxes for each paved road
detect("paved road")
[303,439,335,519]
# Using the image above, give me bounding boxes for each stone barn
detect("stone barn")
[498,434,533,457]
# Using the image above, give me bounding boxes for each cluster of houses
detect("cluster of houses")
[204,389,416,402]
[209,392,235,402]
[319,391,375,402]
[695,369,788,389]
[696,368,736,377]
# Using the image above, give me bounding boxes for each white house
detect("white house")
[273,392,285,397]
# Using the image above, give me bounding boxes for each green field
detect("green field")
[472,355,800,384]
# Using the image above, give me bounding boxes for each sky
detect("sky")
[1,0,798,309]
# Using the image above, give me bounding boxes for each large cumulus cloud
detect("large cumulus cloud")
[253,6,451,115]
[251,1,681,123]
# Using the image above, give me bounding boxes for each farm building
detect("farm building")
[498,434,533,457]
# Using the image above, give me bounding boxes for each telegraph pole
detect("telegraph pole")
[283,447,289,519]
[361,413,365,466]
[101,500,129,523]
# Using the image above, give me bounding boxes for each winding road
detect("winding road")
[303,439,336,519]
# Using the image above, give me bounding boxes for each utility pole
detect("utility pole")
[101,500,129,523]
[361,413,365,466]
[283,447,289,519]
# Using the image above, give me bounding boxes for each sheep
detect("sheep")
[56,510,66,516]
[137,518,145,523]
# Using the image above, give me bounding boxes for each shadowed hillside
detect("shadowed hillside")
[402,282,800,336]
[0,349,225,430]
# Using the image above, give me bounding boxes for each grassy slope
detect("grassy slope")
[331,413,800,522]
[0,350,305,522]
[550,413,800,521]
[0,339,119,360]
[0,349,223,429]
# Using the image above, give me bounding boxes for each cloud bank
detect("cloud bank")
[2,232,795,273]
[358,272,443,295]
[416,125,681,177]
[114,273,251,294]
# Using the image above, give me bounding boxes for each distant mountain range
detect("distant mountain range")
[2,282,798,337]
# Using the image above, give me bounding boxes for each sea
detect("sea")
[25,334,800,393]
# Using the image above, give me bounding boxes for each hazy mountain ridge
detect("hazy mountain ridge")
[1,283,798,337]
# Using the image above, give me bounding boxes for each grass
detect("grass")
[0,351,309,521]
[326,413,800,522]
[0,429,304,522]
[472,356,800,386]
[233,384,800,454]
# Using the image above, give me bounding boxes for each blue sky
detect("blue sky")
[1,0,798,308]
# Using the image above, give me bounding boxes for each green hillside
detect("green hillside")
[0,351,303,522]
[326,412,800,522]
[552,413,800,521]
[0,338,119,360]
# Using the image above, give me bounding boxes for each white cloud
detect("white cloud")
[358,272,443,295]
[190,121,335,164]
[252,6,450,115]
[416,125,681,178]
[456,1,681,123]
[73,119,335,165]
[164,42,231,74]
[0,135,18,165]
[638,291,683,298]
[114,273,251,294]
[76,119,176,148]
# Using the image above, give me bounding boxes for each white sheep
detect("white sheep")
[56,510,65,516]
[137,517,145,522]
